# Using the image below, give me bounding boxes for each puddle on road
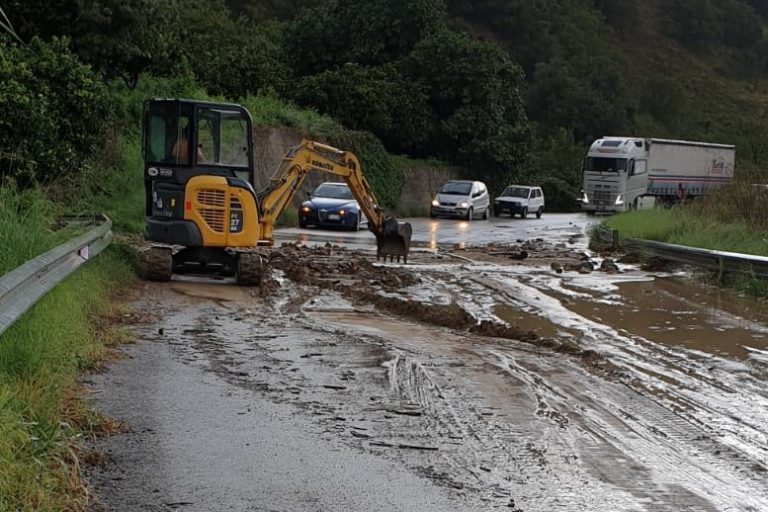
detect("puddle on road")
[169,279,253,304]
[494,304,562,338]
[564,276,768,358]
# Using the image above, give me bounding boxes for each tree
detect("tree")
[175,1,291,98]
[287,0,445,75]
[293,64,432,153]
[0,38,112,185]
[662,0,721,48]
[403,29,531,191]
[526,54,632,144]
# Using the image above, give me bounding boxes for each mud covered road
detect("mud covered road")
[87,216,768,511]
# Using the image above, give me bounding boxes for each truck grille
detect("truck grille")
[588,186,614,206]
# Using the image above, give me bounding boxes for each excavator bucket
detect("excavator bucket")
[375,217,413,264]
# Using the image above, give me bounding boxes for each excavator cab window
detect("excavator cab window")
[143,100,253,181]
[144,101,195,165]
[195,106,250,169]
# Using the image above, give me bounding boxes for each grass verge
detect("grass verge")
[0,188,135,511]
[604,207,768,256]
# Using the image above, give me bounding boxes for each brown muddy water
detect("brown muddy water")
[563,276,768,358]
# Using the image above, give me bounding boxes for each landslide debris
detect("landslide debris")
[264,243,622,379]
[449,239,622,274]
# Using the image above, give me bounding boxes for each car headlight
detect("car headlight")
[301,206,312,213]
[614,195,624,206]
[459,201,469,208]
[431,199,439,207]
[339,209,346,216]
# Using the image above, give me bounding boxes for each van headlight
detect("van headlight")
[614,195,624,206]
[459,201,469,208]
[431,199,439,207]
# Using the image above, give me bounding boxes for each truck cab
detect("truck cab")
[580,137,649,214]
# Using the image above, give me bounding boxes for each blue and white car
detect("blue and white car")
[299,182,367,231]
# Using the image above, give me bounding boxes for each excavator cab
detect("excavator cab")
[142,99,263,284]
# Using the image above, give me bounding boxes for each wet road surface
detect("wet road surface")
[276,213,595,250]
[86,217,768,511]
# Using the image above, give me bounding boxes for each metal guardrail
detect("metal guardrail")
[590,224,619,251]
[624,238,768,278]
[0,215,113,337]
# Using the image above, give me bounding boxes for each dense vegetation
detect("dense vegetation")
[5,0,768,208]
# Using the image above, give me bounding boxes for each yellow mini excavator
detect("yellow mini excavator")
[142,98,412,285]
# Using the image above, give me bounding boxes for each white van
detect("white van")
[493,185,545,218]
[430,180,491,220]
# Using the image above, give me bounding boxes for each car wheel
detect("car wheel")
[353,213,362,231]
[521,207,528,219]
[299,219,308,229]
[466,207,473,221]
[482,207,489,220]
[536,207,543,219]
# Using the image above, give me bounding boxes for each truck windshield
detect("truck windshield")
[584,157,627,173]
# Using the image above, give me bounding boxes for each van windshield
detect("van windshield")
[502,187,530,198]
[584,157,627,173]
[440,182,472,195]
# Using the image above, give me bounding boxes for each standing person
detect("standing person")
[676,182,686,205]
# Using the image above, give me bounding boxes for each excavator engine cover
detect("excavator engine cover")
[375,218,412,264]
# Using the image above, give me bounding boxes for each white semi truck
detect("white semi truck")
[580,137,735,214]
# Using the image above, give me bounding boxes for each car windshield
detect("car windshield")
[502,187,530,198]
[440,182,472,195]
[313,183,353,199]
[584,157,627,173]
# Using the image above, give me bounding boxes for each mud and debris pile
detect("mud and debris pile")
[451,239,623,275]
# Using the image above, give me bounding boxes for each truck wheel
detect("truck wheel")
[536,207,543,219]
[521,207,528,219]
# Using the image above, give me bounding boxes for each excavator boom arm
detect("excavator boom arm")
[257,139,412,262]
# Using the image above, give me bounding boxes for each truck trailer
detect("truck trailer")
[580,137,735,214]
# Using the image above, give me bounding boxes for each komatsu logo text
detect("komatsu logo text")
[312,160,334,171]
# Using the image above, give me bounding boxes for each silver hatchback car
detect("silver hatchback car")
[430,180,491,220]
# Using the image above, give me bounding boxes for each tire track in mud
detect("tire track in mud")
[449,265,768,509]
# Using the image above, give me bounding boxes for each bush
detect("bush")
[0,38,112,187]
